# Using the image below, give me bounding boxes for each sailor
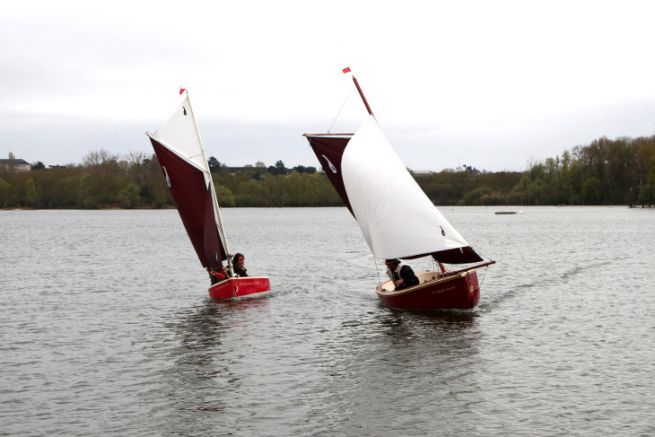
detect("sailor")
[232,253,248,277]
[208,264,228,284]
[384,258,419,290]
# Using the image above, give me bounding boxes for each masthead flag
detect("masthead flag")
[179,88,186,95]
[342,67,351,74]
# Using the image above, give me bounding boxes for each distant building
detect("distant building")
[0,158,31,172]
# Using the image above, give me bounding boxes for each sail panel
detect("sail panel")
[341,116,481,261]
[432,246,482,264]
[153,96,210,175]
[149,137,227,268]
[305,135,354,214]
[203,187,227,268]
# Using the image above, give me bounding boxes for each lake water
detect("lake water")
[1,207,654,436]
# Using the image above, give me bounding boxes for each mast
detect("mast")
[183,90,232,271]
[352,75,374,118]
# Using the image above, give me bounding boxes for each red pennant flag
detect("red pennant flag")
[179,88,186,95]
[342,67,351,74]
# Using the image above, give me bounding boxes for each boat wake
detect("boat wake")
[561,260,612,281]
[476,280,542,313]
[478,260,613,313]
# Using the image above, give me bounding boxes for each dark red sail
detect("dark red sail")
[305,134,354,214]
[150,137,227,270]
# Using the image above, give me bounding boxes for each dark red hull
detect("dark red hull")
[208,276,271,300]
[376,270,480,311]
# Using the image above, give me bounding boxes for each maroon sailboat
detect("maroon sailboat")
[147,90,270,300]
[304,71,494,310]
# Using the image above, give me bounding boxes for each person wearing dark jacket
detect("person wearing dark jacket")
[384,258,419,290]
[232,253,248,277]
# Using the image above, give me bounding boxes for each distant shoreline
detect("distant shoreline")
[2,133,654,209]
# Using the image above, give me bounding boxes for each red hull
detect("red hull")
[208,276,271,300]
[376,270,480,311]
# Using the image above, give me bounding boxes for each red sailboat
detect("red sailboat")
[147,90,270,300]
[304,71,494,311]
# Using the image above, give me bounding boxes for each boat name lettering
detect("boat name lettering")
[433,285,456,294]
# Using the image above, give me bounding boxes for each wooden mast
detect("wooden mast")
[352,76,374,118]
[184,89,232,272]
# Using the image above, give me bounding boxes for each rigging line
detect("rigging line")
[327,88,354,133]
[478,266,489,289]
[373,256,383,290]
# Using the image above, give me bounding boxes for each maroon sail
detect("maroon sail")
[150,137,226,270]
[304,134,354,214]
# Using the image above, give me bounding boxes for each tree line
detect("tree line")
[0,150,341,209]
[1,134,654,209]
[511,136,655,207]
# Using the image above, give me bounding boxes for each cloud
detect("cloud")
[2,0,655,170]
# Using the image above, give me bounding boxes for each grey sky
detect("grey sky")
[2,0,655,171]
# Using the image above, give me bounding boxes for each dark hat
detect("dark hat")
[385,258,400,264]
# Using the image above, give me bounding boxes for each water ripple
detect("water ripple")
[1,207,654,435]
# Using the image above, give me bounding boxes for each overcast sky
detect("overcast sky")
[2,0,655,171]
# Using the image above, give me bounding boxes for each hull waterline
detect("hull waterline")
[376,270,480,311]
[209,276,271,300]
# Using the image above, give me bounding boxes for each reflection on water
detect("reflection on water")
[1,207,654,435]
[152,299,275,434]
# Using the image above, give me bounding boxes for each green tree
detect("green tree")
[0,177,10,207]
[208,156,221,173]
[118,182,141,208]
[24,177,40,207]
[215,184,236,207]
[582,176,602,204]
[78,173,97,208]
[460,186,492,205]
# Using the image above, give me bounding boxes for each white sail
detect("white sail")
[152,96,211,180]
[341,115,471,259]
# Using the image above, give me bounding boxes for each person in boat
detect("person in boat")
[208,264,228,284]
[232,253,248,277]
[385,258,419,290]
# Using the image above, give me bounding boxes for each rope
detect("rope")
[478,266,489,289]
[373,257,384,290]
[327,88,354,133]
